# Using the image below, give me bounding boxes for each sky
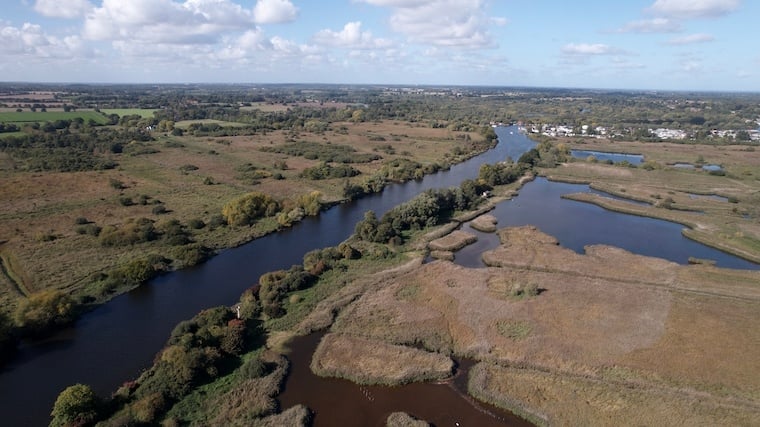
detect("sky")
[1,0,758,91]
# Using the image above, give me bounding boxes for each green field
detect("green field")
[0,111,109,125]
[101,108,157,118]
[0,131,26,139]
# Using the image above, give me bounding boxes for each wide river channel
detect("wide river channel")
[1,126,757,426]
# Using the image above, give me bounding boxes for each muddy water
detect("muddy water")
[279,333,532,427]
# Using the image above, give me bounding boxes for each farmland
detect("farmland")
[0,110,109,125]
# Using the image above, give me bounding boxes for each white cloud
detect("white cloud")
[666,33,715,45]
[358,0,504,48]
[313,22,392,49]
[616,18,681,33]
[647,0,741,19]
[562,43,621,56]
[0,22,90,58]
[252,0,299,24]
[83,0,297,44]
[34,0,93,19]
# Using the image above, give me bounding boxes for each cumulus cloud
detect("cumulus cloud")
[647,0,741,19]
[0,22,90,58]
[83,0,297,44]
[34,0,93,19]
[562,43,621,56]
[313,22,392,49]
[616,18,681,33]
[253,0,299,24]
[357,0,504,48]
[666,33,715,45]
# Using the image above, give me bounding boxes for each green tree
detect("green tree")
[221,192,280,226]
[50,384,101,427]
[14,290,76,334]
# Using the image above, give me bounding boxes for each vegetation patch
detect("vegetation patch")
[470,214,498,232]
[428,230,477,252]
[310,333,453,385]
[261,141,381,163]
[386,411,430,427]
[496,320,533,340]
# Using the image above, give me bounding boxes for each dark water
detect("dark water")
[570,149,643,165]
[0,126,756,426]
[452,178,760,270]
[0,126,528,427]
[278,332,532,427]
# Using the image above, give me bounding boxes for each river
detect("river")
[0,126,756,426]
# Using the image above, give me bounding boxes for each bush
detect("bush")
[222,192,281,226]
[99,218,157,246]
[187,218,206,229]
[300,162,360,180]
[152,204,168,215]
[50,384,101,427]
[113,254,170,285]
[75,223,102,236]
[14,290,77,334]
[240,354,274,379]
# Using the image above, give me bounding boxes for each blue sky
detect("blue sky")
[1,0,758,91]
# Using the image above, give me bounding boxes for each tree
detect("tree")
[14,290,76,334]
[221,192,280,226]
[50,384,101,427]
[736,130,751,141]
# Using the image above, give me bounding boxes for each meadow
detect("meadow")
[0,110,109,125]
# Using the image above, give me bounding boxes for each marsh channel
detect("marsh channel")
[0,126,757,426]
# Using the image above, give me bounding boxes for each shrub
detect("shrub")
[152,204,168,215]
[74,217,89,225]
[187,218,206,229]
[222,192,281,226]
[50,384,101,427]
[300,162,360,180]
[109,178,126,190]
[171,244,210,267]
[14,289,77,334]
[113,254,170,285]
[240,354,273,379]
[75,224,102,236]
[208,214,227,229]
[99,218,157,246]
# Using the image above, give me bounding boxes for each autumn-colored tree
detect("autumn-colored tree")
[221,192,280,226]
[50,384,101,427]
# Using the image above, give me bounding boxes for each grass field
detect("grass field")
[100,108,157,118]
[0,110,109,125]
[322,224,760,425]
[0,131,26,139]
[0,120,486,314]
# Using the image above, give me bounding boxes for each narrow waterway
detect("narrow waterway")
[0,126,756,426]
[278,332,532,427]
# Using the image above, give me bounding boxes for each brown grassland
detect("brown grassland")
[304,223,760,426]
[0,120,486,312]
